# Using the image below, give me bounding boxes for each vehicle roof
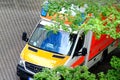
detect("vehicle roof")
[40,19,78,34]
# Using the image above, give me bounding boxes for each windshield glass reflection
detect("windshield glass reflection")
[28,24,76,55]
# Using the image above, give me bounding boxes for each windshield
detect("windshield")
[28,24,76,55]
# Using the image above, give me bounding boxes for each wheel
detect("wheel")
[100,49,108,63]
[20,77,27,80]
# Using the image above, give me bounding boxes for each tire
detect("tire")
[100,49,108,63]
[20,77,27,80]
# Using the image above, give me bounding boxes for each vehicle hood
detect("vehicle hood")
[20,44,69,68]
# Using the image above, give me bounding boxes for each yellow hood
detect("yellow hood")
[21,44,69,68]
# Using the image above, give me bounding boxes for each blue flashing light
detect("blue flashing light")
[41,2,49,17]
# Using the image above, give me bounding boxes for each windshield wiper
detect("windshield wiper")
[28,47,38,52]
[52,54,65,59]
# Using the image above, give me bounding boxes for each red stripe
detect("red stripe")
[71,56,85,68]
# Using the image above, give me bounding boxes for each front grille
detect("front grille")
[25,62,43,73]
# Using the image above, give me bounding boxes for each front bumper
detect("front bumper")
[17,64,33,79]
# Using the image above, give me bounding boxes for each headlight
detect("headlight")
[19,60,24,67]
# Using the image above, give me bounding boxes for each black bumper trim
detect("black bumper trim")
[17,64,33,79]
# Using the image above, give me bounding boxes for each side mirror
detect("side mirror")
[76,48,87,56]
[22,32,28,42]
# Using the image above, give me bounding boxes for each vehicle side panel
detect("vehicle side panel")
[89,34,114,60]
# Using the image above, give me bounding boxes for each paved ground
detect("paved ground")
[0,0,42,80]
[0,0,120,80]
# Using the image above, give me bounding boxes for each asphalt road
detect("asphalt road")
[0,1,120,80]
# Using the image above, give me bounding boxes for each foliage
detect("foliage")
[34,66,96,80]
[118,42,120,48]
[98,56,120,80]
[42,0,120,39]
[34,56,120,80]
[110,56,120,70]
[34,68,60,80]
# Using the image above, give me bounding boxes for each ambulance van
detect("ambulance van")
[17,3,120,80]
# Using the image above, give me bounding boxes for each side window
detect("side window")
[75,33,85,53]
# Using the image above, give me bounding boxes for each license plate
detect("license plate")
[28,77,33,80]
